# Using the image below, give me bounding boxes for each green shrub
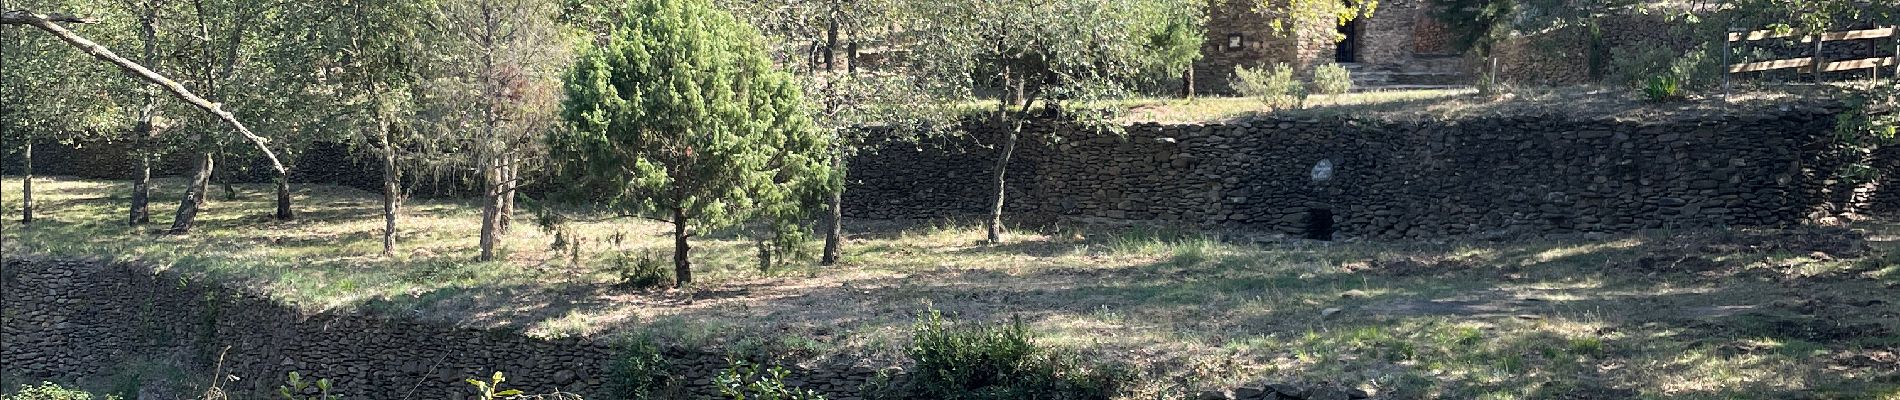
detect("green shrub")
[1642,73,1684,102]
[610,251,673,289]
[1609,43,1717,100]
[1311,63,1354,96]
[605,336,671,400]
[278,372,337,400]
[1231,63,1304,109]
[897,311,1125,400]
[714,359,827,400]
[2,383,117,400]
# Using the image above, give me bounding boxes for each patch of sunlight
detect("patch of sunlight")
[528,309,623,339]
[1527,238,1645,263]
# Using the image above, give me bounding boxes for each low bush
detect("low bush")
[604,336,671,399]
[1231,63,1304,109]
[893,311,1126,400]
[1311,63,1354,96]
[1609,42,1717,101]
[610,250,673,289]
[2,383,117,400]
[714,359,827,400]
[1642,73,1684,102]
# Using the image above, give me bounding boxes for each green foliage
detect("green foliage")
[1641,74,1684,102]
[550,0,835,283]
[1231,63,1304,109]
[1261,0,1380,39]
[1427,0,1517,55]
[1831,85,1899,184]
[610,250,674,289]
[467,371,526,400]
[1,383,118,400]
[277,372,337,400]
[714,360,827,400]
[605,336,672,399]
[1311,63,1354,96]
[1138,1,1207,83]
[1609,44,1717,93]
[897,311,1125,400]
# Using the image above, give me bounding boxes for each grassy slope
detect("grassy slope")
[3,177,1897,400]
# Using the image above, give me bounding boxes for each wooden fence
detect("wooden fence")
[1724,26,1898,92]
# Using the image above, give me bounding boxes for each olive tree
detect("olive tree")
[550,0,834,285]
[908,0,1189,244]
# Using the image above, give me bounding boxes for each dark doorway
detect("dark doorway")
[1305,208,1336,241]
[1336,19,1360,63]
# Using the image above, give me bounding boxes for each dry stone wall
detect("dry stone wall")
[0,260,880,400]
[845,109,1892,239]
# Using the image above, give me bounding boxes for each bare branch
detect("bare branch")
[1,10,288,176]
[0,11,95,24]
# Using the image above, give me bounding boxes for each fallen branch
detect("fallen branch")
[1,10,287,177]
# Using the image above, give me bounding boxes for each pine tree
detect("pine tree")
[550,0,833,285]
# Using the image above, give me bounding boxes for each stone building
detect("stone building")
[1192,0,1469,92]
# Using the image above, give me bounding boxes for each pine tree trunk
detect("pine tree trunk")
[168,149,215,234]
[986,124,1018,244]
[821,146,845,265]
[20,141,32,226]
[672,207,692,286]
[380,127,399,258]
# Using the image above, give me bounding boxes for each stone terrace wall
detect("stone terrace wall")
[0,260,880,400]
[844,109,1891,239]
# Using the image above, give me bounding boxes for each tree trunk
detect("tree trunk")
[986,123,1019,244]
[821,145,845,265]
[1182,67,1196,99]
[497,155,515,234]
[273,172,292,220]
[129,152,151,226]
[168,149,215,234]
[20,141,32,226]
[824,19,838,72]
[129,109,155,226]
[380,125,399,258]
[672,207,692,286]
[478,165,502,262]
[129,8,156,226]
[216,147,237,200]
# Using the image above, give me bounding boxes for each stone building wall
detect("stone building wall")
[1193,1,1356,93]
[846,109,1892,239]
[1357,0,1460,66]
[0,260,882,400]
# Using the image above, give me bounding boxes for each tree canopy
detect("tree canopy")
[550,0,833,284]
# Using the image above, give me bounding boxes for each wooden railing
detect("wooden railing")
[1724,26,1897,90]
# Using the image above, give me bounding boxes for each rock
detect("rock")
[1345,387,1370,399]
[1234,385,1268,399]
[1268,383,1308,398]
[1306,387,1351,400]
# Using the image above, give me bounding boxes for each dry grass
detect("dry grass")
[1102,84,1869,125]
[4,176,1898,399]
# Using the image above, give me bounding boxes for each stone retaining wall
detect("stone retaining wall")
[0,259,880,400]
[844,109,1893,239]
